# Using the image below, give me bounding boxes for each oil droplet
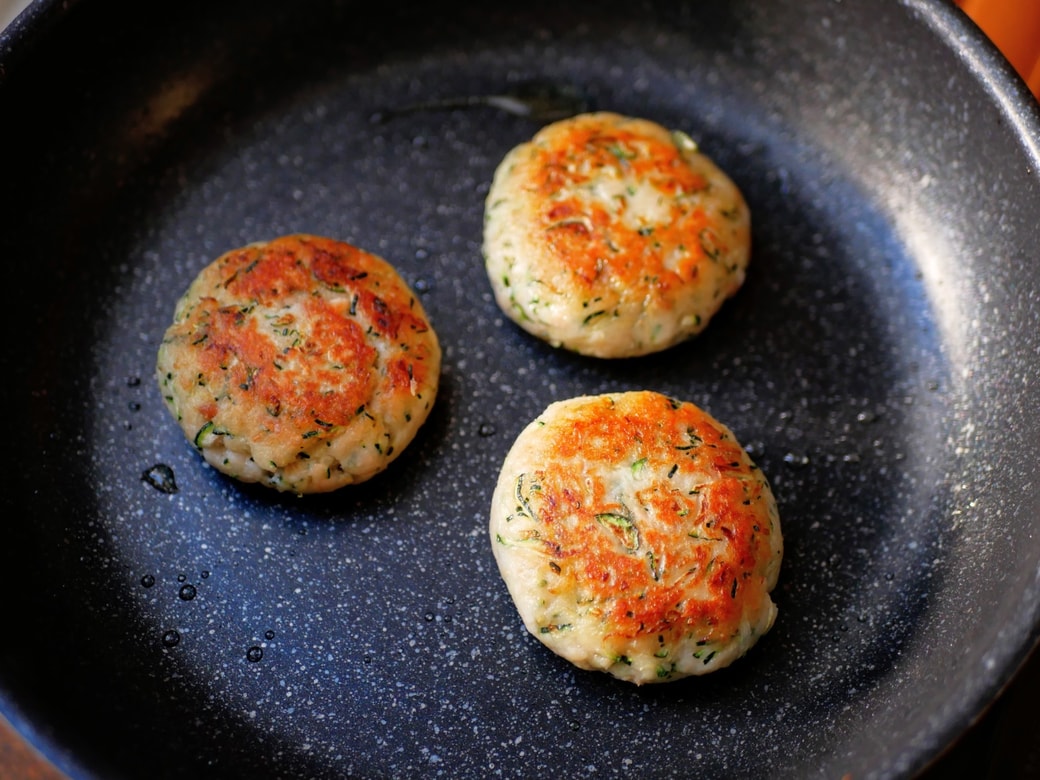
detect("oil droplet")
[128,401,142,412]
[478,423,497,437]
[782,451,810,468]
[177,574,187,583]
[424,612,435,622]
[162,630,180,648]
[200,570,210,579]
[265,630,275,640]
[141,463,178,494]
[126,375,141,387]
[246,646,263,663]
[140,574,156,588]
[743,440,766,459]
[179,584,197,601]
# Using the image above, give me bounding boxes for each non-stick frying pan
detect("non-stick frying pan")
[2,0,1039,777]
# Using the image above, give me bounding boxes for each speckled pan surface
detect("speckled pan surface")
[1,0,1039,778]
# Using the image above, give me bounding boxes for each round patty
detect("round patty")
[156,234,441,494]
[489,391,782,684]
[483,112,751,358]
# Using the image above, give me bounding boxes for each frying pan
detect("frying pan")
[2,0,1039,777]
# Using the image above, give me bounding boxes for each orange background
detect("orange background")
[957,0,1040,98]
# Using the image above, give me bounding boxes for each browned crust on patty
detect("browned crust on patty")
[483,112,751,357]
[157,234,440,493]
[490,391,782,683]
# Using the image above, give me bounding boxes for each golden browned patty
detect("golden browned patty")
[483,112,751,358]
[156,234,440,494]
[489,391,782,684]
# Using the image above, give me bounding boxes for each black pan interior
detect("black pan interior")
[2,0,1040,778]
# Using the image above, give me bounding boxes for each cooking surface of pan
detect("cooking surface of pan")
[2,0,1039,778]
